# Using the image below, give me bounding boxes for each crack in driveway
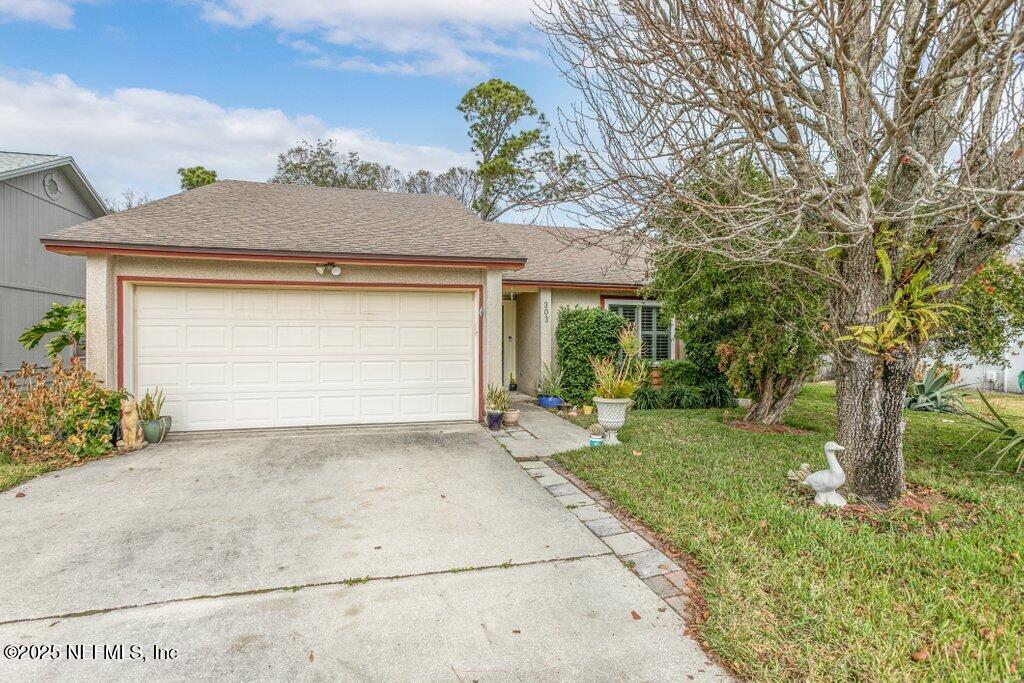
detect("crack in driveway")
[0,552,613,628]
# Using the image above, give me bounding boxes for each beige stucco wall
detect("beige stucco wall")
[510,287,639,396]
[84,255,504,414]
[514,292,541,394]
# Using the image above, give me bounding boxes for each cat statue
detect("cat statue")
[118,398,147,451]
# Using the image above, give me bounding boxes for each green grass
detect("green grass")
[0,460,50,492]
[558,383,1023,681]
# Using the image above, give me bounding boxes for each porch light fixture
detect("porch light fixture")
[316,263,342,277]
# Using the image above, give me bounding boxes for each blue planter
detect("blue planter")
[538,395,563,409]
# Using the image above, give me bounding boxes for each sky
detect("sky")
[0,0,575,207]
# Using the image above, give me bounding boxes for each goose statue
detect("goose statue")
[802,441,847,507]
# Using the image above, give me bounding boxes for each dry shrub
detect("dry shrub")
[0,358,126,465]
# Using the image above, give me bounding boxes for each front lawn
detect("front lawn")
[560,383,1023,680]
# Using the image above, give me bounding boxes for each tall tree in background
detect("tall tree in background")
[270,140,405,190]
[178,165,218,191]
[540,0,1024,506]
[458,79,583,220]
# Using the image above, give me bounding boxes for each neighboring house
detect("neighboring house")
[946,344,1024,394]
[41,180,659,432]
[0,151,107,370]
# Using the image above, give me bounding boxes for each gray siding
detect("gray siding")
[0,166,101,370]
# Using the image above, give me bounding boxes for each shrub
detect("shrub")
[699,380,737,408]
[0,359,126,465]
[659,356,724,388]
[663,385,705,410]
[632,386,664,410]
[556,306,625,406]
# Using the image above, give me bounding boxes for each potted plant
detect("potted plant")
[138,387,170,444]
[502,400,521,427]
[591,323,644,445]
[485,384,509,431]
[537,363,565,409]
[508,374,518,392]
[588,422,606,447]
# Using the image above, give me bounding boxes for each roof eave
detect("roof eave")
[0,157,108,217]
[502,278,642,291]
[41,240,527,270]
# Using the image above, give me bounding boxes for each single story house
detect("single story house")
[41,180,663,432]
[0,151,107,370]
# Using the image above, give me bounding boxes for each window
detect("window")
[608,301,673,363]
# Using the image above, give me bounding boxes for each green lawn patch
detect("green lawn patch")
[559,383,1023,680]
[0,460,50,492]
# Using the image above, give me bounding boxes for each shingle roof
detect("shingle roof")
[0,151,63,176]
[496,223,650,288]
[43,180,525,264]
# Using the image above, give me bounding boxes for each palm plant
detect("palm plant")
[19,301,86,359]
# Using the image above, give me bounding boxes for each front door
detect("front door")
[502,299,516,388]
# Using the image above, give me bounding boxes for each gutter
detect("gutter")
[41,240,527,270]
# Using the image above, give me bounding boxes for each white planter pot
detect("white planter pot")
[594,397,630,431]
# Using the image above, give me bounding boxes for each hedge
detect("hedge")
[555,306,625,406]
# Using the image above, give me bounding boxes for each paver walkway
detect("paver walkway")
[490,395,590,459]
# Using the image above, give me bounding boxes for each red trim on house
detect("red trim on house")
[599,294,647,308]
[115,276,486,422]
[44,242,526,270]
[506,280,639,291]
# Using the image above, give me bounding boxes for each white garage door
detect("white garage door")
[132,285,477,431]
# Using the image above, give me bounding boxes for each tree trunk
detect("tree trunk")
[744,372,806,425]
[834,348,918,507]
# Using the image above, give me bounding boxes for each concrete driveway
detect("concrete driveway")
[0,424,723,681]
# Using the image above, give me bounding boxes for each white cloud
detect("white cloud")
[200,0,541,77]
[0,0,85,28]
[0,71,472,200]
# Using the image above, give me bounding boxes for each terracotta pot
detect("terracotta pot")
[650,368,662,388]
[502,409,520,426]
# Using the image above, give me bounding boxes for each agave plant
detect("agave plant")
[904,364,963,414]
[961,391,1024,474]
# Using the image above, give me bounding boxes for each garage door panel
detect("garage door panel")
[186,326,229,349]
[319,326,355,349]
[232,290,274,316]
[137,362,182,388]
[133,286,476,431]
[186,363,228,387]
[137,325,181,351]
[360,326,395,349]
[233,326,273,349]
[277,326,316,349]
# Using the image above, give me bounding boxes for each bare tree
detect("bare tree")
[538,0,1024,505]
[104,188,150,212]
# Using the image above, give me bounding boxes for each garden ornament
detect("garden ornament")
[802,441,847,507]
[119,398,146,452]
